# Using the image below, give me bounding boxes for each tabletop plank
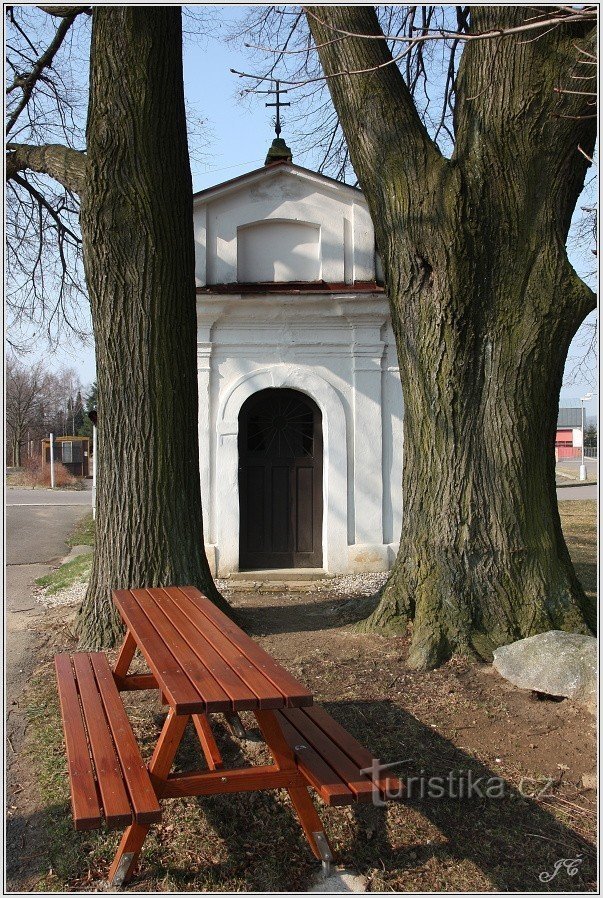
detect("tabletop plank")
[144,589,259,711]
[177,586,313,707]
[131,590,238,712]
[157,588,286,709]
[113,586,313,713]
[113,589,206,713]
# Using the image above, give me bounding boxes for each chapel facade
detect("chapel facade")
[194,139,403,576]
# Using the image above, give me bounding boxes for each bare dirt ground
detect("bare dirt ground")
[5,501,597,892]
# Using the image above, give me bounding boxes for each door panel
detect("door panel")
[238,389,323,569]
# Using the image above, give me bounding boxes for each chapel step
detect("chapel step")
[228,569,334,582]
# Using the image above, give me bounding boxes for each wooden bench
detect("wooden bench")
[54,652,161,831]
[275,705,402,806]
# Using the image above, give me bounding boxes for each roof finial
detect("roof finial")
[264,79,293,165]
[265,79,290,138]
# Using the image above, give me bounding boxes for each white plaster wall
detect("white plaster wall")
[197,293,403,576]
[237,219,321,282]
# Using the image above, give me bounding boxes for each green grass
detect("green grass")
[66,513,95,548]
[35,553,92,595]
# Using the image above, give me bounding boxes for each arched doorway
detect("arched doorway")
[238,388,323,570]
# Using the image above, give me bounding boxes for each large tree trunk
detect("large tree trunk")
[362,230,595,668]
[308,6,597,668]
[76,7,226,648]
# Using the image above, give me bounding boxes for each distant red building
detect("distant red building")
[555,405,582,460]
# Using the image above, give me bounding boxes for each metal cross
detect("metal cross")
[265,80,290,138]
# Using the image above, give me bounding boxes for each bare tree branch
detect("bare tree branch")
[6,141,86,194]
[6,7,86,134]
[11,170,81,242]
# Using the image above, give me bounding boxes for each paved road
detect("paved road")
[557,484,598,501]
[6,487,90,663]
[6,486,92,888]
[6,485,93,507]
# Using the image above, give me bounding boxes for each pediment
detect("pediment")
[193,161,365,209]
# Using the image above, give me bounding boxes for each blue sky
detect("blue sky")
[25,5,598,410]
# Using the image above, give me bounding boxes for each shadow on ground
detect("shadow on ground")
[8,701,595,893]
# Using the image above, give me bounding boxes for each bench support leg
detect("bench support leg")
[113,631,137,679]
[254,710,335,871]
[108,708,189,886]
[108,824,149,887]
[288,784,334,871]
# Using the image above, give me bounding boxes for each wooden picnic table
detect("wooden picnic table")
[55,585,400,886]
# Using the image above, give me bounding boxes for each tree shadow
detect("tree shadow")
[9,704,595,892]
[325,699,596,892]
[234,596,357,635]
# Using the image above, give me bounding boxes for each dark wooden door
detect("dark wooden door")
[239,388,323,569]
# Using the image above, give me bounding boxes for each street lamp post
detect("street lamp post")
[579,392,592,481]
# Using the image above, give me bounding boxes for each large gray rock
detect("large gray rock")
[493,631,597,711]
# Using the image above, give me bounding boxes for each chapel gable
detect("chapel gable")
[193,160,381,289]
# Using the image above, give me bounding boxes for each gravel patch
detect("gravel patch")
[35,580,87,609]
[216,572,387,596]
[36,572,388,610]
[325,572,387,596]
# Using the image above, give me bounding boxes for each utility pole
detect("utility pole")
[89,410,98,520]
[579,392,592,481]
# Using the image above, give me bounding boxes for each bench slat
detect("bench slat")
[71,653,133,829]
[54,655,102,830]
[178,586,313,707]
[281,708,375,802]
[304,705,401,797]
[89,653,161,825]
[157,588,284,709]
[274,711,354,806]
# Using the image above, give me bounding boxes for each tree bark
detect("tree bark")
[76,7,227,648]
[308,6,597,668]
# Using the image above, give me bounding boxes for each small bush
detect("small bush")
[11,457,80,489]
[38,460,77,488]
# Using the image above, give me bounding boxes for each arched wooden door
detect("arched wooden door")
[238,388,323,570]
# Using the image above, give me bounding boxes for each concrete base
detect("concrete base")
[309,868,367,892]
[205,544,217,576]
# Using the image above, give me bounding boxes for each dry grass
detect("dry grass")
[558,500,597,604]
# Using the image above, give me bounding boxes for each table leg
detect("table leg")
[108,708,189,886]
[254,710,334,869]
[113,630,137,680]
[192,714,223,770]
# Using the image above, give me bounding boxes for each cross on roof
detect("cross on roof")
[265,80,290,138]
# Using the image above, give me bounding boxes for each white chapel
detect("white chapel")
[193,135,404,577]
